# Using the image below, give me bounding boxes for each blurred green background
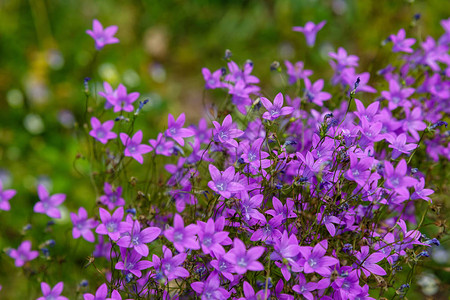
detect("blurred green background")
[0,0,449,298]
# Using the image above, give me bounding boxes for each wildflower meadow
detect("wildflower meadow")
[0,1,449,299]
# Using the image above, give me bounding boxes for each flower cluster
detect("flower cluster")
[4,17,449,300]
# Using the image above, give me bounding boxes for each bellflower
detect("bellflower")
[191,273,231,300]
[381,79,414,110]
[164,214,199,252]
[208,164,245,199]
[270,230,302,280]
[292,21,326,47]
[354,246,387,277]
[237,281,269,300]
[383,159,418,199]
[149,133,175,157]
[117,220,161,256]
[151,246,189,282]
[329,47,359,69]
[260,92,294,121]
[292,273,317,300]
[70,207,98,242]
[225,60,259,84]
[202,67,224,89]
[86,19,119,50]
[266,197,297,221]
[196,218,229,255]
[403,107,427,141]
[390,28,415,53]
[37,282,68,300]
[223,238,265,274]
[285,60,313,84]
[210,247,235,281]
[96,207,131,241]
[386,133,418,159]
[304,78,331,106]
[101,83,139,113]
[120,130,152,164]
[212,114,244,147]
[165,113,195,146]
[9,240,39,267]
[84,283,108,300]
[115,248,152,278]
[353,99,379,123]
[99,182,125,211]
[89,117,117,144]
[411,177,434,202]
[299,240,339,276]
[0,179,16,211]
[33,184,65,219]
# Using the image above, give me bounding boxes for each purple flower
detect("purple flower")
[99,182,125,211]
[84,283,108,300]
[344,152,373,188]
[381,80,414,110]
[274,279,295,300]
[227,80,259,115]
[89,117,117,144]
[285,61,313,84]
[239,192,265,222]
[354,99,379,123]
[403,107,427,141]
[225,60,260,84]
[384,159,418,200]
[9,240,39,267]
[223,238,265,274]
[96,207,131,241]
[240,138,270,170]
[151,246,189,282]
[71,207,98,242]
[115,248,152,278]
[86,19,119,50]
[197,218,229,255]
[149,133,175,157]
[207,164,245,199]
[270,230,302,280]
[164,214,199,252]
[390,28,415,53]
[386,133,418,159]
[299,240,339,276]
[411,177,434,202]
[210,247,235,281]
[260,92,294,121]
[117,220,161,256]
[99,83,139,112]
[237,281,269,300]
[212,114,244,148]
[33,184,65,219]
[202,67,224,89]
[329,47,359,69]
[354,246,387,277]
[292,21,326,47]
[292,273,317,300]
[0,179,16,211]
[165,113,194,146]
[37,282,68,300]
[317,212,341,237]
[120,130,152,164]
[304,78,331,106]
[191,273,231,300]
[250,215,283,244]
[266,197,297,221]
